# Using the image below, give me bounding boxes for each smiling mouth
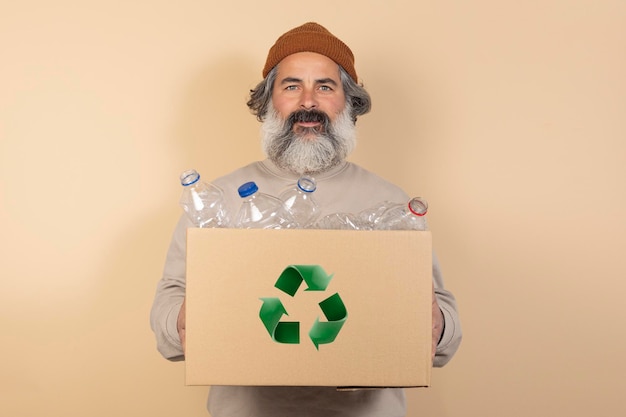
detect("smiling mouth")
[297,121,321,128]
[294,120,325,131]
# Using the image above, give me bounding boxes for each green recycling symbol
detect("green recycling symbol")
[259,265,348,350]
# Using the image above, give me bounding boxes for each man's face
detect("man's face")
[262,52,355,175]
[271,52,347,132]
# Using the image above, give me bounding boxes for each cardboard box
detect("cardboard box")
[185,228,432,388]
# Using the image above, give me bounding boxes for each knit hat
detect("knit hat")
[262,22,358,82]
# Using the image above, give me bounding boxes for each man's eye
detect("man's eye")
[285,85,298,91]
[319,85,332,91]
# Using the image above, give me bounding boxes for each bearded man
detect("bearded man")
[150,22,462,417]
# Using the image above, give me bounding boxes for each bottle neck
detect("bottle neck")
[181,170,200,186]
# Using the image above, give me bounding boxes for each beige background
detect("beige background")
[1,1,624,416]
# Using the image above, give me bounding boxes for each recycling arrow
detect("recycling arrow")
[275,264,334,295]
[309,292,347,350]
[259,297,299,344]
[259,265,348,349]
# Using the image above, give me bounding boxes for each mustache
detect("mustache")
[287,109,330,128]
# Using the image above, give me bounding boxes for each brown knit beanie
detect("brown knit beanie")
[262,22,358,82]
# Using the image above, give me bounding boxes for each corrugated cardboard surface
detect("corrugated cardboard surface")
[185,228,432,388]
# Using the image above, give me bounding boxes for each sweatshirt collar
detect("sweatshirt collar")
[259,158,350,181]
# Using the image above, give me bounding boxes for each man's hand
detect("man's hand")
[177,298,186,353]
[432,285,444,363]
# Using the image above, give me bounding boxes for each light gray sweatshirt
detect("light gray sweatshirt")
[150,159,462,417]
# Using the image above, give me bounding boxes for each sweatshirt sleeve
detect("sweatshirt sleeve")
[432,251,462,367]
[149,215,190,361]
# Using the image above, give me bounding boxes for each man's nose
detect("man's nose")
[299,88,318,110]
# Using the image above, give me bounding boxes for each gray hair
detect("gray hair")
[247,65,372,123]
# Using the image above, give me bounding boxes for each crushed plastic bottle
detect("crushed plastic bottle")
[233,181,297,229]
[367,197,429,231]
[358,201,395,227]
[313,212,368,230]
[179,169,229,228]
[278,176,321,228]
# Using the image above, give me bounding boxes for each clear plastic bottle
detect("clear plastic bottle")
[179,169,229,228]
[278,176,321,228]
[367,197,429,231]
[358,201,394,227]
[233,181,297,229]
[313,212,367,230]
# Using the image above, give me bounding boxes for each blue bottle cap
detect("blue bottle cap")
[238,181,259,198]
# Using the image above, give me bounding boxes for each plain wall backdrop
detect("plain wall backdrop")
[1,1,625,416]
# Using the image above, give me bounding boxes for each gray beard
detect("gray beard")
[261,105,356,175]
